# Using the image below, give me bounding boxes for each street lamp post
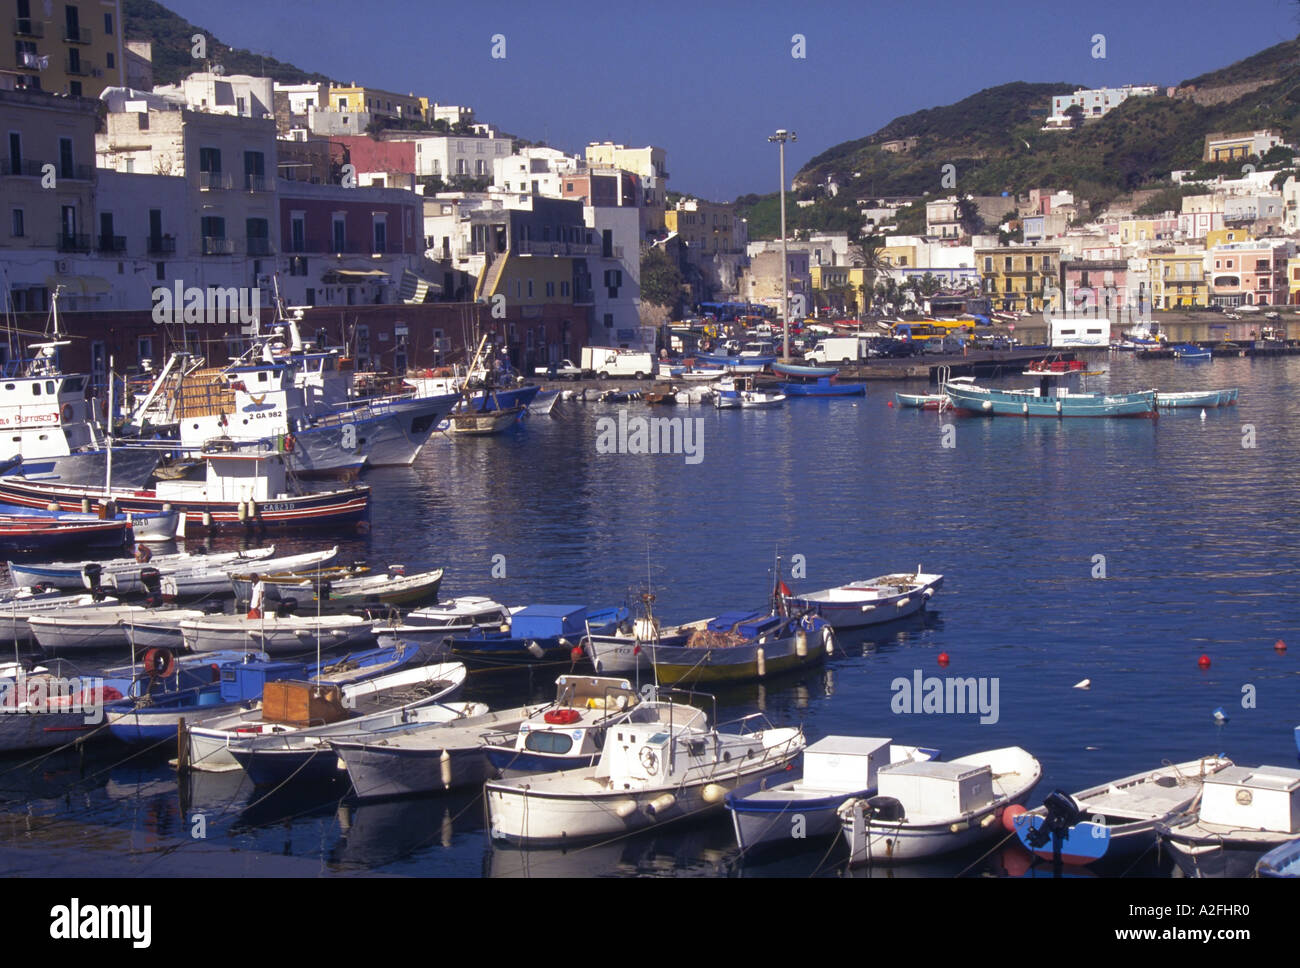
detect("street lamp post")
[769,128,796,359]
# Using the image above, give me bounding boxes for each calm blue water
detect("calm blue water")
[2,352,1298,877]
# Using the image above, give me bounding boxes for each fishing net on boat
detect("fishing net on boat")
[685,629,748,650]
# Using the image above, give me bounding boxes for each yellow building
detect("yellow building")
[3,0,124,98]
[811,266,873,315]
[876,244,917,268]
[1149,253,1208,308]
[976,246,1061,312]
[474,253,577,306]
[1205,227,1252,249]
[328,85,425,122]
[665,198,739,254]
[1116,217,1178,245]
[1287,256,1300,305]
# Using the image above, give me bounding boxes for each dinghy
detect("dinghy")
[8,546,276,590]
[153,546,342,599]
[713,376,785,409]
[180,611,376,655]
[228,565,443,609]
[26,604,206,653]
[647,610,834,685]
[1256,836,1300,877]
[485,696,805,846]
[0,590,121,644]
[184,661,466,772]
[783,570,944,630]
[1155,388,1239,409]
[1157,764,1300,877]
[837,747,1042,864]
[1011,755,1233,868]
[726,736,940,854]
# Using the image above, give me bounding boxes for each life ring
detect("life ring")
[61,403,74,423]
[283,433,295,453]
[639,746,660,774]
[144,647,175,679]
[543,708,581,725]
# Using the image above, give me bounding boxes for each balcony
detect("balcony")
[245,237,274,256]
[96,234,126,253]
[244,174,273,193]
[146,236,176,255]
[64,56,92,75]
[202,237,235,255]
[0,158,45,177]
[64,25,91,44]
[57,233,91,253]
[514,239,600,257]
[198,171,233,191]
[58,163,94,181]
[14,18,43,37]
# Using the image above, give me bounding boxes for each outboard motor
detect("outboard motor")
[866,796,907,823]
[275,597,299,618]
[318,581,332,602]
[139,567,163,608]
[1025,790,1084,850]
[83,562,106,602]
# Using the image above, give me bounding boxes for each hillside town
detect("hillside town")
[4,3,1300,374]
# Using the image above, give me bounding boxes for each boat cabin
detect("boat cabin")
[596,700,711,783]
[1198,765,1300,833]
[875,760,995,822]
[155,452,288,504]
[802,736,894,793]
[0,362,97,457]
[508,604,590,640]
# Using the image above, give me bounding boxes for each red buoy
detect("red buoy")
[937,651,950,667]
[1275,639,1287,653]
[1197,654,1211,669]
[887,400,894,408]
[570,646,583,662]
[1002,803,1027,833]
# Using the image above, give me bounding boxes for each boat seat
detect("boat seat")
[1081,786,1191,819]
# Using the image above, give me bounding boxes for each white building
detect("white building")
[386,133,513,179]
[153,72,274,120]
[1044,85,1159,129]
[275,82,330,116]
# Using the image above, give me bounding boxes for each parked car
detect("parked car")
[534,359,583,380]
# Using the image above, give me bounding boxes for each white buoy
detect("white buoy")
[1073,679,1091,690]
[526,640,545,659]
[795,630,807,658]
[823,627,834,656]
[1200,408,1207,420]
[440,749,452,788]
[756,647,766,677]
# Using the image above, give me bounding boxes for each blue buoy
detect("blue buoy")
[1212,707,1228,724]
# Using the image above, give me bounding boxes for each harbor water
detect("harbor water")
[2,352,1298,877]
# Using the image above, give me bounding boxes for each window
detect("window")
[290,213,305,252]
[1004,256,1012,271]
[105,12,113,34]
[372,214,387,253]
[332,214,346,251]
[59,138,74,179]
[526,279,534,297]
[10,209,23,238]
[545,281,555,298]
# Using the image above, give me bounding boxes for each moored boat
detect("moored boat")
[784,570,943,630]
[943,366,1157,418]
[648,609,834,685]
[1155,388,1239,408]
[180,611,376,655]
[713,376,786,409]
[838,747,1042,864]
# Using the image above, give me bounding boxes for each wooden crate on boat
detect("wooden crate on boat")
[261,680,350,727]
[173,368,236,420]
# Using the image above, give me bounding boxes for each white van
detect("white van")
[806,337,865,364]
[581,346,655,379]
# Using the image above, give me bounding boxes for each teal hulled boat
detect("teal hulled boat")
[943,361,1157,418]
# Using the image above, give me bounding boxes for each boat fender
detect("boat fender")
[248,499,257,518]
[440,749,452,788]
[525,640,545,660]
[1022,403,1029,416]
[922,588,934,599]
[47,501,60,512]
[614,800,638,819]
[701,783,727,804]
[896,597,909,608]
[1055,400,1062,416]
[795,629,807,658]
[202,511,213,529]
[283,434,295,453]
[860,604,875,612]
[81,498,91,514]
[980,812,998,829]
[238,501,248,522]
[756,647,766,678]
[1002,804,1028,833]
[646,793,676,815]
[981,400,992,412]
[823,627,834,656]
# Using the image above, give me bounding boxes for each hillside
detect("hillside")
[736,35,1300,240]
[124,0,334,87]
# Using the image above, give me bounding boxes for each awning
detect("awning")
[400,268,442,304]
[323,268,390,282]
[44,275,111,296]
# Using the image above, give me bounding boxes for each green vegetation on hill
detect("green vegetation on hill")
[1179,36,1299,88]
[124,0,333,86]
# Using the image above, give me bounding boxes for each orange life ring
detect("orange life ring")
[283,434,295,453]
[143,647,176,679]
[543,708,581,725]
[61,403,74,423]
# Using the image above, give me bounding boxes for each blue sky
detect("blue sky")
[155,0,1300,200]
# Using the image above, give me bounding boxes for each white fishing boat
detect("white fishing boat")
[151,546,340,598]
[1157,764,1300,877]
[526,389,561,416]
[123,610,212,651]
[0,591,121,643]
[673,386,715,405]
[180,611,376,655]
[714,376,785,409]
[837,746,1041,864]
[26,604,204,652]
[783,569,944,630]
[726,736,940,854]
[8,546,277,591]
[485,696,805,846]
[184,661,466,772]
[372,596,517,650]
[1012,755,1234,867]
[228,566,443,609]
[331,702,549,799]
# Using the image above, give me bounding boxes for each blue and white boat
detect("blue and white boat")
[1172,343,1212,361]
[1155,388,1239,408]
[776,375,866,397]
[1011,756,1233,869]
[784,570,943,630]
[772,361,838,379]
[713,376,786,409]
[726,736,940,854]
[1255,835,1300,877]
[482,675,642,776]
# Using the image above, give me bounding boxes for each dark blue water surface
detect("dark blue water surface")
[2,352,1297,878]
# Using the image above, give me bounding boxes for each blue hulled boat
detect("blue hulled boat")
[943,360,1157,418]
[445,604,629,667]
[777,375,866,397]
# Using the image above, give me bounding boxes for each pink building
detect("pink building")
[328,136,417,177]
[1061,260,1131,313]
[1209,241,1294,307]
